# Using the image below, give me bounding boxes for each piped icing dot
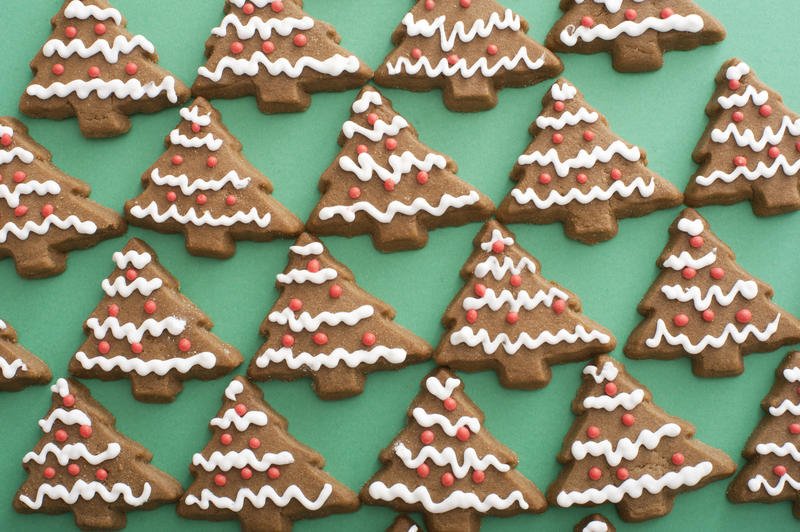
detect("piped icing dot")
[125,62,138,75]
[682,267,696,280]
[617,467,629,480]
[539,173,552,184]
[281,334,294,347]
[604,382,617,397]
[587,426,600,438]
[362,332,376,346]
[441,472,455,486]
[262,41,275,54]
[487,44,498,55]
[466,309,478,324]
[267,466,280,479]
[621,413,635,426]
[689,236,704,248]
[589,467,602,480]
[736,309,752,324]
[710,267,724,280]
[417,463,430,478]
[420,430,434,444]
[472,470,485,483]
[443,397,456,411]
[241,467,253,479]
[510,275,522,287]
[456,426,470,441]
[671,452,685,466]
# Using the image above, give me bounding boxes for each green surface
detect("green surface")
[1,0,800,530]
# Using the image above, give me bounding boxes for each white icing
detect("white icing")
[411,407,480,436]
[225,379,244,401]
[559,15,704,46]
[342,115,408,142]
[185,483,332,511]
[718,86,769,109]
[149,169,250,194]
[711,116,800,151]
[51,378,70,397]
[726,62,750,81]
[210,14,315,40]
[583,521,609,532]
[662,249,717,270]
[409,526,419,532]
[180,106,212,126]
[42,35,154,63]
[112,250,152,269]
[198,54,362,81]
[583,361,618,383]
[275,268,337,285]
[101,276,163,298]
[0,125,14,138]
[0,180,62,209]
[229,0,279,7]
[755,442,800,462]
[352,91,383,113]
[748,473,800,495]
[193,449,294,472]
[19,481,151,509]
[317,191,481,223]
[289,242,324,256]
[268,305,374,332]
[63,1,122,25]
[255,346,408,371]
[339,151,447,184]
[23,442,121,466]
[695,155,800,185]
[551,82,577,101]
[511,177,656,208]
[537,107,599,130]
[0,215,97,243]
[479,229,514,252]
[74,351,217,376]
[425,376,460,401]
[518,140,641,178]
[573,0,645,14]
[26,78,180,104]
[583,389,645,411]
[556,462,713,506]
[387,48,546,79]
[463,287,569,312]
[0,147,35,165]
[210,408,269,431]
[660,280,758,311]
[129,203,271,228]
[571,423,681,466]
[676,218,704,236]
[769,400,800,416]
[169,129,223,151]
[645,314,781,354]
[783,367,800,383]
[0,357,27,379]
[450,326,612,354]
[394,443,510,478]
[86,316,186,343]
[368,483,528,512]
[474,256,537,280]
[402,9,520,52]
[39,408,92,432]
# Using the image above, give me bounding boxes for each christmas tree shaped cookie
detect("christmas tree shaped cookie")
[0,117,125,278]
[625,208,800,377]
[20,0,190,137]
[375,0,563,112]
[178,377,360,530]
[686,59,800,216]
[0,319,51,392]
[362,367,547,532]
[435,220,615,389]
[306,87,494,251]
[728,351,800,516]
[546,0,726,72]
[496,79,682,244]
[193,0,373,113]
[14,378,182,530]
[248,233,433,399]
[575,514,615,532]
[68,238,243,402]
[387,515,422,532]
[548,356,736,521]
[125,98,303,259]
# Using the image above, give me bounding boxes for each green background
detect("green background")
[1,0,799,530]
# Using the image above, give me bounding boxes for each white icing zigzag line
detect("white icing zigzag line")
[150,169,250,194]
[20,481,152,509]
[463,287,569,312]
[180,106,211,126]
[571,424,681,466]
[394,443,510,478]
[479,229,514,251]
[511,177,655,208]
[769,400,800,416]
[225,379,243,400]
[583,521,609,532]
[412,408,480,436]
[26,78,180,104]
[696,156,800,185]
[783,367,800,383]
[583,389,645,411]
[518,140,641,177]
[425,376,460,401]
[289,242,323,256]
[718,86,769,109]
[129,203,271,228]
[1,216,97,243]
[101,276,163,298]
[661,281,758,311]
[255,346,408,371]
[402,9,521,52]
[368,483,529,512]
[662,249,717,270]
[0,147,35,165]
[0,125,13,138]
[198,54,362,81]
[169,129,223,151]
[747,473,800,495]
[318,191,481,223]
[645,314,781,354]
[185,483,332,511]
[276,268,338,285]
[755,442,800,461]
[551,82,577,101]
[711,116,800,151]
[112,250,151,269]
[64,1,122,25]
[474,256,537,280]
[42,35,155,64]
[388,48,545,78]
[210,408,269,431]
[677,218,704,236]
[51,378,70,397]
[573,0,644,14]
[268,305,374,332]
[39,408,92,432]
[556,462,713,506]
[24,442,121,466]
[537,107,599,130]
[210,14,314,40]
[74,351,217,376]
[559,15,704,47]
[86,316,186,343]
[352,91,382,113]
[582,361,618,383]
[340,151,447,184]
[193,450,294,472]
[342,115,408,142]
[726,62,750,81]
[0,181,61,208]
[0,357,27,379]
[450,326,612,354]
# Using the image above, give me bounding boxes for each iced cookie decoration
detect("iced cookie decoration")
[248,233,433,399]
[686,59,800,216]
[178,377,360,530]
[435,220,615,389]
[548,356,736,521]
[193,0,373,113]
[625,208,800,377]
[0,319,51,392]
[728,351,800,516]
[20,0,190,137]
[545,0,726,73]
[575,514,615,532]
[0,117,126,278]
[496,79,682,244]
[306,87,494,251]
[387,515,423,532]
[362,367,547,532]
[13,378,182,529]
[68,238,243,402]
[125,98,303,259]
[374,0,563,112]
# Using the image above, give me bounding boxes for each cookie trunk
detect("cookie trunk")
[611,34,664,73]
[442,76,498,113]
[615,491,674,522]
[312,366,367,400]
[423,509,482,532]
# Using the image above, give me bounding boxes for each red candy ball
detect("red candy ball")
[131,342,143,354]
[456,426,470,441]
[417,170,429,184]
[472,470,485,483]
[622,413,635,426]
[604,382,617,397]
[576,173,588,184]
[289,298,302,311]
[281,334,294,348]
[589,467,602,480]
[411,48,423,59]
[271,0,284,12]
[307,259,320,272]
[293,34,307,47]
[492,240,505,253]
[249,437,261,449]
[425,0,435,9]
[52,63,65,75]
[774,465,787,477]
[65,26,77,38]
[554,101,565,112]
[661,7,675,18]
[734,156,747,167]
[268,466,281,479]
[487,44,498,55]
[68,464,80,476]
[220,433,233,445]
[44,467,56,479]
[673,314,689,327]
[262,41,275,54]
[41,204,54,217]
[510,275,522,287]
[166,191,177,202]
[539,173,552,184]
[63,394,75,407]
[367,113,379,125]
[553,299,566,315]
[230,41,244,54]
[94,23,106,35]
[356,144,368,154]
[329,285,343,298]
[196,194,208,205]
[214,474,226,487]
[225,195,237,206]
[349,186,361,199]
[172,154,184,165]
[0,133,11,146]
[313,332,328,345]
[417,464,430,478]
[789,423,800,434]
[583,130,595,141]
[702,309,715,322]
[447,54,459,65]
[736,309,752,324]
[241,467,253,479]
[362,332,376,346]
[689,236,704,248]
[98,341,110,354]
[610,168,622,180]
[384,179,395,191]
[55,429,68,442]
[506,312,518,324]
[125,62,138,75]
[474,283,487,296]
[444,398,456,411]
[178,338,192,352]
[728,79,741,90]
[88,66,100,78]
[710,267,724,280]
[587,426,600,438]
[192,123,201,133]
[617,467,629,480]
[581,16,594,27]
[420,430,434,444]
[552,133,564,144]
[732,111,744,122]
[672,452,685,466]
[460,0,471,6]
[242,2,255,15]
[96,468,108,481]
[441,472,455,486]
[144,301,157,314]
[13,170,26,182]
[625,8,637,20]
[235,404,247,416]
[80,425,92,438]
[126,268,137,281]
[760,104,773,117]
[13,205,27,217]
[682,267,696,280]
[466,309,478,324]
[207,156,218,168]
[385,138,398,150]
[768,146,781,158]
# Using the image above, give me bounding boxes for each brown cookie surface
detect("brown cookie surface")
[0,319,51,392]
[248,233,433,400]
[68,238,243,402]
[496,79,683,244]
[20,0,190,137]
[546,0,726,72]
[13,378,183,530]
[625,208,800,377]
[434,220,616,389]
[125,97,303,259]
[306,87,494,252]
[375,0,563,112]
[574,513,616,532]
[193,0,373,113]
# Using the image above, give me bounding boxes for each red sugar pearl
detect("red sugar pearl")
[622,413,635,426]
[242,2,254,15]
[447,54,459,65]
[196,194,208,205]
[55,429,68,442]
[789,423,800,434]
[96,469,108,481]
[796,141,800,152]
[108,304,119,317]
[98,341,110,354]
[760,104,773,117]
[235,404,247,416]
[510,275,522,287]
[94,23,106,35]
[583,130,595,141]
[702,309,715,322]
[689,236,704,248]
[262,41,275,54]
[166,191,177,202]
[734,156,747,167]
[13,171,26,183]
[587,426,600,438]
[385,138,398,150]
[52,63,65,75]
[68,464,80,476]
[384,179,395,191]
[80,425,92,438]
[172,154,184,165]
[728,79,741,90]
[126,268,138,281]
[420,430,434,445]
[617,467,630,480]
[307,259,320,272]
[774,465,787,477]
[552,133,564,144]
[768,146,781,158]
[554,101,565,112]
[456,426,470,442]
[589,467,602,480]
[144,301,157,314]
[220,433,233,445]
[313,332,328,345]
[88,66,100,78]
[732,111,744,122]
[214,474,226,487]
[125,62,138,75]
[474,283,487,296]
[539,173,552,184]
[673,314,689,327]
[282,334,294,348]
[604,382,617,397]
[62,394,75,407]
[411,48,423,59]
[472,470,485,483]
[672,452,685,466]
[267,467,281,479]
[131,342,143,354]
[444,398,456,411]
[492,240,505,253]
[736,309,752,324]
[241,467,253,480]
[41,204,54,217]
[661,7,675,18]
[417,464,430,478]
[425,0,435,9]
[506,312,519,324]
[207,156,218,168]
[610,168,622,180]
[349,186,361,199]
[293,34,307,47]
[624,8,637,20]
[356,144,368,154]
[710,267,724,279]
[14,205,28,217]
[65,26,77,38]
[329,285,343,298]
[417,170,429,184]
[682,267,697,280]
[487,44,498,55]
[441,472,455,487]
[271,0,284,12]
[466,309,478,324]
[249,437,261,449]
[44,467,56,479]
[0,133,11,146]
[230,41,244,54]
[553,299,566,315]
[225,195,237,206]
[460,0,471,6]
[581,16,594,27]
[361,332,377,347]
[367,113,379,125]
[576,173,588,184]
[289,298,302,311]
[192,123,201,133]
[178,338,192,352]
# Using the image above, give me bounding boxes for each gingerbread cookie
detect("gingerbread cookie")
[178,377,360,530]
[68,238,243,402]
[362,367,547,532]
[387,515,423,532]
[686,59,800,216]
[375,0,563,112]
[546,0,726,72]
[728,351,800,517]
[193,0,373,113]
[248,232,433,399]
[0,319,51,392]
[496,79,683,244]
[0,116,126,278]
[435,220,615,389]
[625,208,800,377]
[306,87,494,251]
[20,0,190,137]
[548,356,736,521]
[575,514,615,532]
[14,378,182,530]
[125,98,304,259]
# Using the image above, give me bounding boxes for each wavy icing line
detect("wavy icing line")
[150,169,250,195]
[450,325,611,354]
[210,14,314,40]
[185,483,332,511]
[711,116,800,151]
[276,268,337,285]
[0,181,61,208]
[783,367,800,383]
[583,389,645,411]
[425,376,460,400]
[352,91,382,113]
[755,442,800,461]
[42,35,155,63]
[463,287,569,312]
[180,106,211,126]
[112,250,151,269]
[39,408,92,432]
[1,215,97,243]
[101,276,163,298]
[583,521,609,532]
[511,177,655,208]
[696,155,800,185]
[662,249,717,270]
[26,78,180,103]
[551,82,577,101]
[268,305,374,332]
[368,483,529,512]
[289,242,324,256]
[19,481,152,509]
[24,442,121,466]
[193,449,294,472]
[230,0,280,7]
[747,473,800,495]
[718,86,769,109]
[412,407,480,436]
[74,351,217,376]
[342,115,408,142]
[64,1,122,25]
[573,0,645,14]
[0,357,27,379]
[394,443,510,478]
[559,15,704,46]
[256,346,408,371]
[51,378,70,397]
[480,229,514,251]
[86,316,186,343]
[0,146,35,165]
[387,47,545,78]
[645,314,781,354]
[169,129,223,151]
[198,54,361,81]
[225,379,243,400]
[570,423,681,466]
[536,107,599,130]
[769,400,800,416]
[210,408,269,431]
[518,140,641,177]
[402,9,521,52]
[340,151,447,184]
[582,361,618,383]
[677,217,704,236]
[129,203,271,228]
[726,62,750,81]
[661,280,758,311]
[474,256,537,280]
[318,191,481,223]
